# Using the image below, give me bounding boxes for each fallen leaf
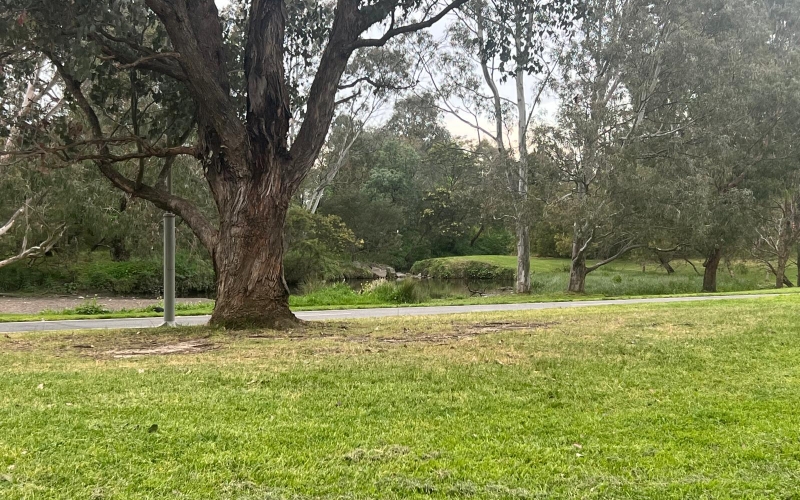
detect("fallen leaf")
[36,383,44,390]
[573,443,583,449]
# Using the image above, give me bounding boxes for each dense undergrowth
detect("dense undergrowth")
[0,252,215,297]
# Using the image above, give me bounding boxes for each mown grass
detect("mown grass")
[1,295,800,498]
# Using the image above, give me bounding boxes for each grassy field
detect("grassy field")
[2,295,800,498]
[413,255,799,296]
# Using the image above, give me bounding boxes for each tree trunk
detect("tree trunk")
[776,257,787,289]
[515,220,531,293]
[702,247,722,293]
[568,251,587,293]
[209,191,297,329]
[656,253,675,274]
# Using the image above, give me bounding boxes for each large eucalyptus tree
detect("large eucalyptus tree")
[0,0,468,328]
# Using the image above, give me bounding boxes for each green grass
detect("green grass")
[413,255,798,296]
[2,296,800,498]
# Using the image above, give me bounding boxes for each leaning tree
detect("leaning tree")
[0,0,479,328]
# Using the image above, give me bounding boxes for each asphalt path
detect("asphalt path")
[0,293,779,333]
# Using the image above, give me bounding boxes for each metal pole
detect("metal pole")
[162,171,176,327]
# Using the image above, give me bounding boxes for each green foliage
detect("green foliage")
[362,278,430,304]
[284,206,357,285]
[0,252,215,296]
[293,279,430,307]
[71,298,109,315]
[531,223,571,258]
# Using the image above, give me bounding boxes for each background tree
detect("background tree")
[541,0,680,293]
[420,0,583,293]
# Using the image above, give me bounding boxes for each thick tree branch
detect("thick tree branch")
[0,203,28,238]
[586,242,647,274]
[287,0,363,183]
[91,31,188,82]
[244,0,292,169]
[0,224,66,269]
[352,0,469,49]
[144,0,247,159]
[289,0,468,190]
[115,51,181,71]
[53,58,219,252]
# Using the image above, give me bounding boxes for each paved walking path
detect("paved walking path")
[0,294,781,333]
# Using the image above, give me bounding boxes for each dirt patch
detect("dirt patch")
[104,339,218,358]
[246,321,556,345]
[1,334,35,352]
[459,321,557,335]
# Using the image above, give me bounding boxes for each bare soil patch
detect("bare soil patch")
[247,321,556,345]
[104,339,218,358]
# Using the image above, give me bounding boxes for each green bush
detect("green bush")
[72,299,110,315]
[284,206,357,285]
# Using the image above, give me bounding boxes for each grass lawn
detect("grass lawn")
[2,295,800,498]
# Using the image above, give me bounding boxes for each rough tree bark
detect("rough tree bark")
[775,256,788,289]
[656,252,675,274]
[568,252,587,293]
[516,220,531,292]
[512,13,532,294]
[702,247,722,292]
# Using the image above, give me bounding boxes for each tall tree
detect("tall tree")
[543,0,679,293]
[0,0,469,328]
[420,0,582,293]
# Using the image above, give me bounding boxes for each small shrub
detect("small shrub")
[389,279,430,304]
[73,299,110,315]
[612,275,623,284]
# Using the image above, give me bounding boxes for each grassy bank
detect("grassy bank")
[412,255,797,295]
[2,295,800,498]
